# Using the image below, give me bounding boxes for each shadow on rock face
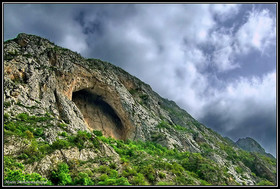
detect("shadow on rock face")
[72,89,125,140]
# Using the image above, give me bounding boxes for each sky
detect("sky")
[3,3,277,157]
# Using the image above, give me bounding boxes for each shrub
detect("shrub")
[4,101,12,107]
[99,174,108,181]
[93,130,103,137]
[97,176,131,186]
[156,181,174,185]
[109,162,117,169]
[58,123,67,129]
[98,165,111,174]
[51,163,72,185]
[130,173,148,185]
[68,130,92,150]
[52,139,70,150]
[140,165,156,183]
[4,113,10,120]
[59,131,68,137]
[235,166,243,174]
[33,128,44,138]
[257,180,274,186]
[158,172,166,179]
[122,166,137,178]
[25,130,34,139]
[17,113,29,121]
[4,156,51,185]
[109,170,118,178]
[73,172,94,185]
[4,169,51,185]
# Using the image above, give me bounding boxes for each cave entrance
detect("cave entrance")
[72,89,125,140]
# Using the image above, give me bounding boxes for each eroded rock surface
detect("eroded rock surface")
[4,33,276,185]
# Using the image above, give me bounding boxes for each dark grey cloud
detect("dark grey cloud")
[200,98,276,156]
[3,3,277,156]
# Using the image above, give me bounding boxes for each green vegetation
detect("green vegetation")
[4,112,53,139]
[3,113,276,186]
[51,163,72,185]
[128,89,138,96]
[4,50,19,60]
[4,156,51,185]
[256,179,274,186]
[157,120,187,132]
[93,130,103,137]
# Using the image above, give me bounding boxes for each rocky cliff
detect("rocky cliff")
[3,33,277,186]
[236,137,275,159]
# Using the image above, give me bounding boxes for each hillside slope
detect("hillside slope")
[3,33,277,186]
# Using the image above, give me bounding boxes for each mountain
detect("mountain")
[236,137,275,159]
[3,33,277,186]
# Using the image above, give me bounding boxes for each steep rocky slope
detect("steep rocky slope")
[236,137,275,159]
[3,33,277,186]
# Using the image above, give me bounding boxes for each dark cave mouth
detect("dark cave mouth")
[72,89,125,139]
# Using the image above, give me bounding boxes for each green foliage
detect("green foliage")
[129,89,138,95]
[157,120,171,129]
[4,156,24,171]
[156,181,174,185]
[58,123,68,129]
[73,172,94,185]
[97,177,131,186]
[52,139,70,150]
[157,120,187,132]
[158,172,166,179]
[235,166,244,174]
[5,110,276,186]
[122,166,137,178]
[17,113,29,121]
[4,112,55,139]
[68,130,92,150]
[256,179,274,186]
[200,143,213,156]
[130,173,148,185]
[59,131,68,137]
[25,130,34,139]
[51,163,72,185]
[173,124,187,131]
[219,142,238,162]
[151,133,165,141]
[4,156,51,185]
[238,151,256,173]
[139,94,149,101]
[4,113,10,120]
[33,128,44,138]
[4,101,12,108]
[98,165,111,174]
[23,53,32,58]
[4,169,51,185]
[93,130,103,137]
[140,165,156,183]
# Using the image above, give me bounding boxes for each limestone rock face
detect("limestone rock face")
[3,33,276,185]
[3,33,203,149]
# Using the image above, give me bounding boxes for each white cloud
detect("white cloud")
[207,71,276,123]
[60,33,87,53]
[236,8,276,54]
[212,46,240,72]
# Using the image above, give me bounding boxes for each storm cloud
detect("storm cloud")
[3,3,277,156]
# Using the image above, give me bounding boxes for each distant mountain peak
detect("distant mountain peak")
[236,137,274,158]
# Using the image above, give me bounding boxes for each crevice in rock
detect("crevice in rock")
[72,89,126,140]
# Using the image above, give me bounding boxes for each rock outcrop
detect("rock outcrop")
[3,33,276,186]
[236,137,275,159]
